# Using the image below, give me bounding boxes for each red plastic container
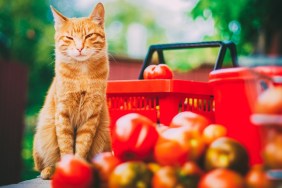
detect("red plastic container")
[107,41,238,129]
[107,79,215,128]
[209,67,269,165]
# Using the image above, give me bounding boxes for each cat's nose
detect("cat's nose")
[77,47,83,52]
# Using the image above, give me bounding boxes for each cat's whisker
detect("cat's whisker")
[108,53,118,64]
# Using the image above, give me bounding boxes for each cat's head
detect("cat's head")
[51,3,106,63]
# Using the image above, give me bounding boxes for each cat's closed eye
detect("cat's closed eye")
[85,33,94,39]
[65,36,73,40]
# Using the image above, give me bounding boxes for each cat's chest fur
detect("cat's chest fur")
[55,75,106,127]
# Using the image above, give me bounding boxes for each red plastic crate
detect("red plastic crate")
[107,79,215,128]
[107,41,238,129]
[209,67,272,165]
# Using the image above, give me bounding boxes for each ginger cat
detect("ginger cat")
[33,3,112,179]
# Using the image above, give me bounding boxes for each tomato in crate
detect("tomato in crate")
[143,64,173,79]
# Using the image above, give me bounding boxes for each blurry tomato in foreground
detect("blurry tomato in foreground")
[181,161,204,177]
[204,137,249,175]
[143,64,173,79]
[180,161,204,188]
[91,152,121,182]
[198,168,245,188]
[170,111,210,133]
[109,161,152,188]
[263,134,282,169]
[112,113,158,162]
[154,126,206,166]
[154,127,188,166]
[245,164,272,188]
[254,86,282,114]
[152,162,203,188]
[151,166,179,188]
[203,124,227,145]
[52,155,94,188]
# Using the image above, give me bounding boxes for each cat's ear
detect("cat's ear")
[50,6,68,30]
[89,3,105,26]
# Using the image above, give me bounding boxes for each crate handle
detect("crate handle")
[138,41,239,79]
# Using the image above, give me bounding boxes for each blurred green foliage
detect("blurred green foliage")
[105,0,166,56]
[191,0,282,55]
[0,0,54,115]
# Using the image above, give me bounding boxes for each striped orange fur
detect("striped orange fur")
[32,3,112,179]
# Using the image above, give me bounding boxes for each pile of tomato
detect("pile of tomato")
[51,111,272,188]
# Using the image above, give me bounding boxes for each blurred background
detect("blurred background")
[1,0,282,185]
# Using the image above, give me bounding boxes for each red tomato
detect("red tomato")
[52,155,94,188]
[198,168,245,188]
[154,126,206,166]
[204,137,250,175]
[151,166,179,188]
[91,152,121,182]
[179,161,204,188]
[152,162,204,188]
[112,113,159,162]
[245,164,272,188]
[181,161,204,177]
[203,124,227,145]
[109,161,152,188]
[143,64,173,79]
[170,111,210,133]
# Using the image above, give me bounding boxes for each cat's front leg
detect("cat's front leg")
[75,109,101,159]
[55,103,75,156]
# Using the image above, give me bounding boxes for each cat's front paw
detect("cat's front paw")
[40,166,55,180]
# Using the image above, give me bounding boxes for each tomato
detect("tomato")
[91,152,121,183]
[198,168,245,188]
[109,161,152,188]
[51,155,94,188]
[180,161,204,188]
[254,86,282,114]
[152,162,203,188]
[204,137,249,175]
[112,113,159,162]
[263,134,282,169]
[151,166,179,188]
[202,124,227,145]
[245,164,272,188]
[154,126,206,166]
[181,161,204,176]
[170,111,210,133]
[143,64,173,79]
